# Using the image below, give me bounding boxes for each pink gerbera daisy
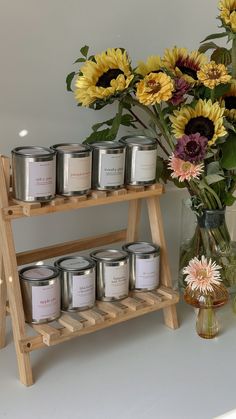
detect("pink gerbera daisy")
[168,154,204,182]
[183,255,222,293]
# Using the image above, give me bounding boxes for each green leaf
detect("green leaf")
[214,82,231,99]
[198,42,219,53]
[224,192,236,206]
[205,174,225,185]
[80,45,89,57]
[221,133,236,169]
[74,57,86,64]
[201,32,228,43]
[66,71,76,92]
[83,128,112,144]
[206,161,221,175]
[211,47,232,65]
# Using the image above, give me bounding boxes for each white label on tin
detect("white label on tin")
[32,282,60,321]
[135,256,160,289]
[134,149,157,181]
[128,243,155,253]
[104,264,129,298]
[29,160,55,197]
[100,153,124,187]
[68,156,91,191]
[23,267,54,280]
[72,273,95,307]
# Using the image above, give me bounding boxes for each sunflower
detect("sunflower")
[136,55,163,77]
[135,72,174,105]
[163,47,208,84]
[197,61,231,89]
[74,48,134,107]
[222,80,236,119]
[170,99,227,146]
[218,0,236,31]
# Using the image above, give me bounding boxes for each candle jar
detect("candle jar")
[90,141,125,190]
[90,249,129,301]
[55,256,96,311]
[19,265,61,324]
[119,135,157,186]
[51,143,91,196]
[122,241,160,291]
[12,146,56,202]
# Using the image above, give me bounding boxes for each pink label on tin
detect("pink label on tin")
[29,160,55,197]
[32,282,60,321]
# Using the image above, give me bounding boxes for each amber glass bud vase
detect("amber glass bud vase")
[184,283,228,339]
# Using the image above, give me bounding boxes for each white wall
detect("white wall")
[0,0,218,280]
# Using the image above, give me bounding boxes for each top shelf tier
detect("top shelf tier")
[2,183,164,220]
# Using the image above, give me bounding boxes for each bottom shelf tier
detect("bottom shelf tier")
[19,286,179,353]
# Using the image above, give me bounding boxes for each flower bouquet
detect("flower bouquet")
[66,0,236,290]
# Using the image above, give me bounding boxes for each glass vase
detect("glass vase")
[179,201,236,291]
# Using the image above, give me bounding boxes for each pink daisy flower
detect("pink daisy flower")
[183,255,222,293]
[168,154,204,182]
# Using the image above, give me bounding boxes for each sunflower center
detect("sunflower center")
[177,65,197,80]
[207,69,221,80]
[224,96,236,110]
[185,140,200,157]
[184,116,214,141]
[147,79,161,93]
[96,69,124,88]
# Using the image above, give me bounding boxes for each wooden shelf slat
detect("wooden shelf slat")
[19,287,179,353]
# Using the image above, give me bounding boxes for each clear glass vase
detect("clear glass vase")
[179,201,236,292]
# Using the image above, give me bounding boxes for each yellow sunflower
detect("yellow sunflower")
[163,47,208,85]
[222,80,236,119]
[136,55,163,77]
[74,48,134,107]
[135,72,174,105]
[218,0,236,31]
[170,99,227,146]
[197,61,231,89]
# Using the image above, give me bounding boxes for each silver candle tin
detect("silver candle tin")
[90,141,125,190]
[19,265,60,324]
[55,256,96,312]
[122,241,160,291]
[90,249,129,301]
[12,146,56,202]
[119,135,157,185]
[51,143,92,196]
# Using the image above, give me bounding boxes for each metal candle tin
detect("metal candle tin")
[90,249,129,301]
[55,256,96,312]
[19,265,60,324]
[51,143,92,196]
[90,141,125,190]
[122,241,160,291]
[12,146,56,202]
[119,135,157,185]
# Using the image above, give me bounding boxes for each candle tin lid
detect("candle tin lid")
[90,249,128,262]
[90,141,125,150]
[122,241,160,256]
[51,143,91,154]
[19,265,59,281]
[12,146,56,157]
[119,135,157,147]
[55,256,95,271]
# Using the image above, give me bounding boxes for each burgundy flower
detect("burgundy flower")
[169,77,190,106]
[174,133,208,163]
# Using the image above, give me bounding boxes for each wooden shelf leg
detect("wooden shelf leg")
[126,199,142,242]
[146,196,179,330]
[0,157,33,386]
[0,255,7,348]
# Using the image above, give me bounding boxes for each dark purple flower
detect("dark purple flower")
[169,77,190,106]
[174,133,208,163]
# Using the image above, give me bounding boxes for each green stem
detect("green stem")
[232,37,236,79]
[155,104,175,151]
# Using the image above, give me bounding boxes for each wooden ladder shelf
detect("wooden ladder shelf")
[0,154,179,386]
